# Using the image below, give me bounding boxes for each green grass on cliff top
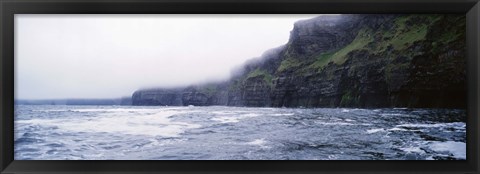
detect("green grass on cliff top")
[273,15,455,79]
[277,57,302,72]
[246,68,273,87]
[306,28,373,72]
[330,28,373,65]
[389,17,430,50]
[307,52,335,72]
[307,15,440,73]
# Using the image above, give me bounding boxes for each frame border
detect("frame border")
[1,0,479,173]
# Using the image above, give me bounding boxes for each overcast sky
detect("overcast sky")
[15,14,326,100]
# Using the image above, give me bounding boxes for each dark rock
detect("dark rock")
[132,89,183,106]
[182,91,209,106]
[132,14,466,109]
[242,76,271,107]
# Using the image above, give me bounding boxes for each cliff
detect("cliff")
[132,14,466,108]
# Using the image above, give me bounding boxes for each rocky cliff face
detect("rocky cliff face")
[132,89,183,106]
[132,14,466,108]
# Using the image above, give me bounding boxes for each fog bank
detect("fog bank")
[15,14,329,99]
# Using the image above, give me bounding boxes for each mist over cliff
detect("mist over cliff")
[132,14,466,108]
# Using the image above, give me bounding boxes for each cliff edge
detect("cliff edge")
[132,14,466,108]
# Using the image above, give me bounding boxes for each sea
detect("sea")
[14,105,467,160]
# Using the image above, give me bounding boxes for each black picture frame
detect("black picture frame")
[1,0,479,173]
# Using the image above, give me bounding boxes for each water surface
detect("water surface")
[14,105,466,160]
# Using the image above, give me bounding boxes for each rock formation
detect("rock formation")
[132,14,466,108]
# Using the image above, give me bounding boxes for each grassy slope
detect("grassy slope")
[291,15,448,75]
[246,68,273,87]
[233,14,463,95]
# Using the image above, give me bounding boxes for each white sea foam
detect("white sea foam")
[17,110,201,137]
[270,113,295,116]
[211,117,240,123]
[366,128,385,134]
[344,119,355,122]
[257,108,277,110]
[211,113,261,123]
[210,110,254,115]
[387,127,409,131]
[427,141,466,160]
[211,111,233,115]
[316,121,372,126]
[396,122,465,128]
[399,146,425,154]
[245,138,270,149]
[246,138,267,146]
[380,113,405,116]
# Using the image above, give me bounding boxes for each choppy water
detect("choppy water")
[14,105,466,160]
